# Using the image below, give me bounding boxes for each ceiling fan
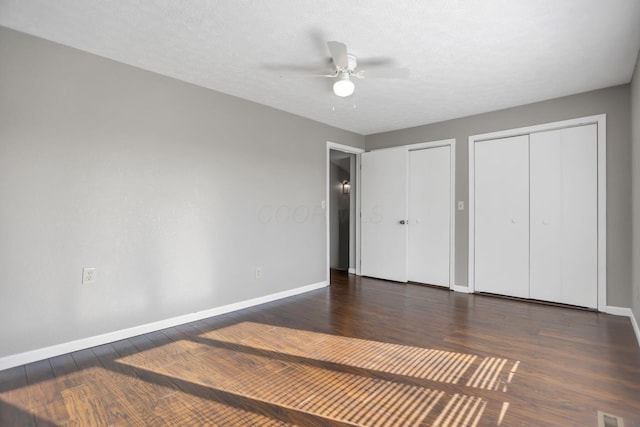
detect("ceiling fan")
[306,41,410,97]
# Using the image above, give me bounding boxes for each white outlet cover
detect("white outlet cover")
[82,267,96,284]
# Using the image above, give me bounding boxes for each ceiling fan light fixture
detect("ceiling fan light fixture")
[333,73,355,97]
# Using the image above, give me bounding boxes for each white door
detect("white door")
[530,125,598,308]
[361,147,408,282]
[408,146,451,287]
[474,135,530,298]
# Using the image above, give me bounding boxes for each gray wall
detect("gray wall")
[0,27,364,358]
[632,53,640,325]
[366,85,632,307]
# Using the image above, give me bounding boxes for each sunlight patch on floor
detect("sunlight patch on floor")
[0,364,293,426]
[200,321,519,390]
[118,340,448,426]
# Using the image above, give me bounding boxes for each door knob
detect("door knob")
[399,220,407,225]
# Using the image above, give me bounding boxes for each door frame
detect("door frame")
[405,139,457,289]
[468,114,607,311]
[326,142,364,282]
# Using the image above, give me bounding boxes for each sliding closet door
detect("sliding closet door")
[474,135,530,298]
[530,125,598,308]
[408,146,451,287]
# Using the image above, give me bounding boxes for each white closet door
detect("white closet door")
[530,124,598,308]
[408,146,451,287]
[361,147,408,282]
[475,135,530,298]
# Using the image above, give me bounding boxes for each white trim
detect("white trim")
[468,137,476,293]
[468,115,607,311]
[470,114,607,142]
[0,280,328,371]
[606,306,640,346]
[596,118,607,311]
[405,139,456,289]
[348,268,356,274]
[404,139,455,151]
[327,142,364,282]
[632,312,640,347]
[355,154,362,277]
[452,284,472,294]
[607,306,633,316]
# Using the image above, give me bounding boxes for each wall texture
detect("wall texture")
[0,27,364,358]
[366,85,632,307]
[632,53,640,325]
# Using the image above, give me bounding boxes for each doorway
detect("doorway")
[326,142,364,282]
[329,150,354,272]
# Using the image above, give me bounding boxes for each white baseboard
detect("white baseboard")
[0,280,328,372]
[348,268,356,274]
[607,306,640,346]
[452,284,472,294]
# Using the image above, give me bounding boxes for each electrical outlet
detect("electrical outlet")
[255,267,262,279]
[82,267,96,284]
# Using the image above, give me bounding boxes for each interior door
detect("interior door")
[474,135,530,298]
[361,147,408,282]
[530,124,597,308]
[408,146,451,287]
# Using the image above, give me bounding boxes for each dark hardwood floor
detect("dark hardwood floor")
[1,270,639,426]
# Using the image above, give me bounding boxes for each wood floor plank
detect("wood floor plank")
[24,359,54,385]
[70,348,100,370]
[48,353,77,378]
[0,400,36,427]
[0,365,27,393]
[110,338,141,358]
[61,383,110,426]
[0,366,35,426]
[22,359,70,425]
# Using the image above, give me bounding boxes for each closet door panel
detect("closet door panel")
[562,125,597,307]
[474,135,530,298]
[529,131,563,303]
[408,146,451,287]
[530,124,598,308]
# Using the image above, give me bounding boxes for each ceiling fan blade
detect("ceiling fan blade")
[263,63,333,73]
[356,57,393,68]
[327,41,348,69]
[300,74,338,78]
[356,68,411,79]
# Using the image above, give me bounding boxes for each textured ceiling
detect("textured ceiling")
[1,0,639,135]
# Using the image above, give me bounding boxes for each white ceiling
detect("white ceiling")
[1,0,639,135]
